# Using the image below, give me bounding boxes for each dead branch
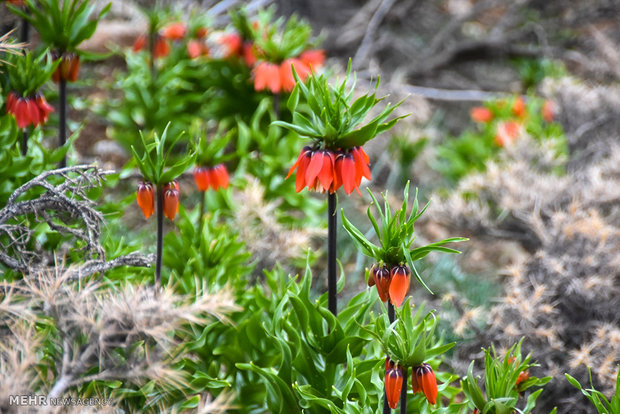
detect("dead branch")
[0,164,153,278]
[352,0,398,70]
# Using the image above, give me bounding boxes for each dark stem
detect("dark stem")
[58,78,67,168]
[20,16,29,43]
[400,365,408,414]
[21,129,28,156]
[327,192,337,315]
[148,30,156,79]
[273,93,280,119]
[383,302,396,414]
[155,185,164,290]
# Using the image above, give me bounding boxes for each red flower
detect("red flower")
[512,96,526,118]
[161,22,187,40]
[133,35,169,58]
[243,42,257,67]
[495,121,521,147]
[413,363,438,405]
[163,181,179,220]
[542,100,555,122]
[6,92,54,129]
[35,93,54,124]
[470,106,493,123]
[371,264,391,302]
[220,33,242,58]
[516,370,530,386]
[385,360,403,409]
[187,39,208,59]
[279,58,311,93]
[52,53,80,83]
[193,164,229,191]
[287,146,371,195]
[136,181,155,219]
[254,61,281,93]
[389,264,410,307]
[300,49,325,69]
[195,27,208,39]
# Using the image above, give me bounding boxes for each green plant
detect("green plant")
[566,367,620,414]
[461,339,552,414]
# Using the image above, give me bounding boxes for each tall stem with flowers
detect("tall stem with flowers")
[274,62,406,315]
[342,183,467,410]
[10,0,110,167]
[132,124,195,289]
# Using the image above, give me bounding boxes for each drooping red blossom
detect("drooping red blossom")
[495,121,521,147]
[367,267,376,287]
[163,181,179,220]
[516,370,530,386]
[243,42,257,66]
[193,164,229,191]
[136,181,155,219]
[6,92,54,129]
[51,53,81,83]
[371,264,391,302]
[470,106,493,123]
[299,49,325,69]
[287,146,371,195]
[195,27,208,39]
[219,32,243,58]
[187,39,209,59]
[279,58,311,93]
[253,61,281,93]
[133,34,170,58]
[161,22,187,40]
[389,264,411,307]
[512,96,526,118]
[413,363,438,405]
[542,100,555,122]
[385,360,403,409]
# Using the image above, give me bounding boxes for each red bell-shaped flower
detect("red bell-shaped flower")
[385,360,403,409]
[389,264,411,307]
[136,181,155,219]
[163,181,179,220]
[413,363,438,405]
[254,61,281,93]
[371,264,391,302]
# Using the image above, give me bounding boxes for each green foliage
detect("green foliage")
[461,339,552,414]
[10,0,111,52]
[0,114,71,206]
[434,95,566,184]
[130,124,195,186]
[1,50,59,96]
[231,7,317,62]
[366,300,454,368]
[341,182,466,293]
[273,62,406,149]
[511,58,566,90]
[566,367,620,414]
[190,121,234,167]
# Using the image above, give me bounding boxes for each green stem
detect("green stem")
[327,192,337,315]
[155,185,164,290]
[198,190,206,236]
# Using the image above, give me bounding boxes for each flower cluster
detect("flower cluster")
[136,180,180,220]
[193,164,230,192]
[368,263,411,307]
[286,146,370,195]
[6,92,54,129]
[133,22,209,60]
[384,358,438,408]
[253,50,324,94]
[51,52,80,83]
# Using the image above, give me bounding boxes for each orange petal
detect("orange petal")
[163,188,179,220]
[420,365,438,405]
[316,151,334,191]
[341,155,357,195]
[352,147,371,181]
[385,367,403,409]
[305,151,324,186]
[296,152,312,192]
[389,266,410,307]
